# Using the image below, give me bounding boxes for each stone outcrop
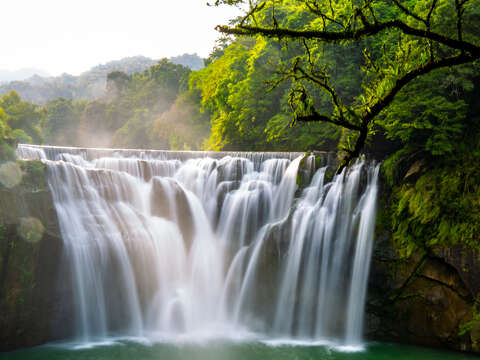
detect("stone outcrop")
[0,160,73,351]
[366,185,480,354]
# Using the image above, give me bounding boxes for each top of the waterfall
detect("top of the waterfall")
[17,144,315,162]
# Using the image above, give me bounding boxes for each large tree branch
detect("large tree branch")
[336,52,477,172]
[297,112,362,131]
[364,52,476,123]
[304,1,345,29]
[216,19,480,55]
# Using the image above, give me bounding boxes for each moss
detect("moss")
[314,154,323,169]
[381,147,412,187]
[459,303,480,352]
[18,253,36,290]
[17,160,46,191]
[380,143,480,257]
[392,165,480,253]
[295,153,309,188]
[1,223,42,307]
[324,167,336,184]
[375,195,392,236]
[296,153,337,193]
[0,142,15,162]
[0,223,6,273]
[471,319,480,351]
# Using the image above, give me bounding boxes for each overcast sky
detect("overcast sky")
[0,0,241,76]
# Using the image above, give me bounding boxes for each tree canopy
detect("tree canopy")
[214,0,480,170]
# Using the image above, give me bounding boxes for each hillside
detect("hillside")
[0,54,204,104]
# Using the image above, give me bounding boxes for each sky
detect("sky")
[0,0,242,76]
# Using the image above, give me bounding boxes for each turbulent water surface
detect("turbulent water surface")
[17,144,380,350]
[2,341,476,360]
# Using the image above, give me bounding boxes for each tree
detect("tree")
[0,91,44,145]
[214,0,480,171]
[192,35,342,151]
[42,98,85,145]
[152,89,211,150]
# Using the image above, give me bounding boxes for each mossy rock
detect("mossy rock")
[13,160,46,192]
[0,161,74,351]
[295,153,309,188]
[295,152,337,191]
[324,167,336,183]
[471,321,480,352]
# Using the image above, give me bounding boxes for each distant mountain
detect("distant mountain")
[0,54,204,104]
[170,53,204,71]
[88,56,158,76]
[0,68,50,83]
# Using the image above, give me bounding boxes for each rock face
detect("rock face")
[0,161,74,351]
[366,184,480,354]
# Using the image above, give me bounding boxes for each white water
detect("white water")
[17,144,379,348]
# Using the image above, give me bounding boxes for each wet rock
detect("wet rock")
[368,211,479,354]
[433,246,480,298]
[150,177,194,249]
[471,322,480,352]
[0,160,74,351]
[252,216,292,328]
[403,159,426,182]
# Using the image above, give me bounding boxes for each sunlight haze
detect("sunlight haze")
[1,0,241,75]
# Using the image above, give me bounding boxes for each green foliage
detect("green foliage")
[32,0,477,159]
[105,59,194,149]
[0,59,204,152]
[0,91,46,160]
[38,59,201,150]
[153,89,210,150]
[459,306,480,336]
[112,111,153,149]
[378,59,480,257]
[388,144,480,257]
[215,0,480,170]
[192,22,343,151]
[0,91,44,145]
[378,65,478,157]
[42,98,85,145]
[0,108,15,161]
[381,146,413,188]
[17,160,46,190]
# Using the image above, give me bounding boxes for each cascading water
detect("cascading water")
[17,144,379,348]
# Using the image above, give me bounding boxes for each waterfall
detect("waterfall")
[17,144,380,347]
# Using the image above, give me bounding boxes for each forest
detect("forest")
[0,0,478,282]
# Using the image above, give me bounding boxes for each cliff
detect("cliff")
[366,176,480,354]
[0,160,73,351]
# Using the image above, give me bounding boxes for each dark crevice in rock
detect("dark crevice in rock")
[388,255,428,304]
[416,274,472,303]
